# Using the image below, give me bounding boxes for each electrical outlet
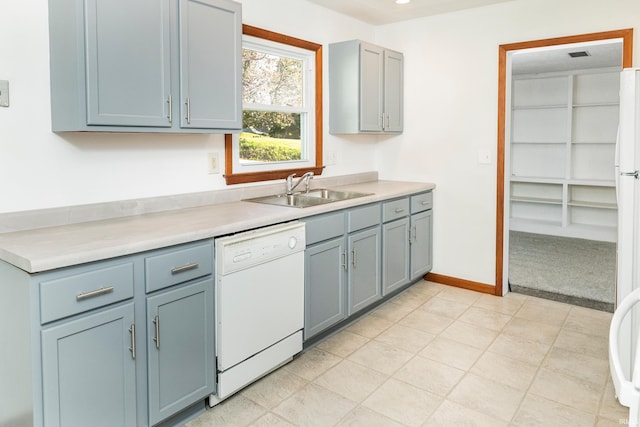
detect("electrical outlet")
[326,150,338,166]
[207,152,220,174]
[0,80,9,108]
[477,149,491,165]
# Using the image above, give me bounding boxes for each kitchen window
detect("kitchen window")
[224,25,323,185]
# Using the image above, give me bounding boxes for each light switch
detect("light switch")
[477,149,491,165]
[0,80,8,107]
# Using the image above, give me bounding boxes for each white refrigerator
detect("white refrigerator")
[610,67,640,422]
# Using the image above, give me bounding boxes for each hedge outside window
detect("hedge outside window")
[224,25,323,185]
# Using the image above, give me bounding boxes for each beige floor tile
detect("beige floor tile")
[419,335,483,370]
[398,309,454,335]
[512,394,596,427]
[501,317,561,345]
[393,355,465,396]
[553,328,609,360]
[272,383,356,427]
[417,294,470,319]
[410,280,448,297]
[313,359,387,402]
[542,346,609,386]
[249,412,295,427]
[439,319,499,350]
[529,367,602,414]
[436,286,482,305]
[563,306,612,338]
[473,293,526,315]
[316,330,370,358]
[426,399,508,426]
[599,376,629,422]
[374,323,435,353]
[347,339,414,375]
[241,368,308,409]
[335,406,405,427]
[369,300,415,322]
[283,347,342,381]
[362,378,442,427]
[470,351,537,391]
[597,417,628,427]
[515,299,571,327]
[187,394,266,427]
[390,287,434,309]
[457,306,512,332]
[345,314,394,338]
[448,373,524,422]
[487,333,551,366]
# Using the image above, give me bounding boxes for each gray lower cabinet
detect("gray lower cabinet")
[410,209,433,280]
[382,197,411,295]
[48,0,242,133]
[304,205,382,340]
[147,277,215,425]
[304,236,347,340]
[347,227,381,314]
[41,302,137,427]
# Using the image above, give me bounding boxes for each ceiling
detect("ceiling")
[305,0,515,25]
[511,40,623,75]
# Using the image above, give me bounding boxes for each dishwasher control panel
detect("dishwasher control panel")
[215,222,306,275]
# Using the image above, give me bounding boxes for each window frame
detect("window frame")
[224,25,323,185]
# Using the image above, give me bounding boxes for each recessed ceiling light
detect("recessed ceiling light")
[395,0,411,4]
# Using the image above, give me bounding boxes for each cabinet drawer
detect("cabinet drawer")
[40,262,134,324]
[304,212,345,245]
[411,192,433,213]
[146,241,213,293]
[382,198,410,222]
[347,204,381,233]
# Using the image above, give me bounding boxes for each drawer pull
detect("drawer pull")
[394,208,405,213]
[421,201,430,205]
[171,262,199,275]
[76,286,114,301]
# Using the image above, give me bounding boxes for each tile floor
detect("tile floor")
[186,281,628,427]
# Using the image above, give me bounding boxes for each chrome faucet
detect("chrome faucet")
[286,172,314,195]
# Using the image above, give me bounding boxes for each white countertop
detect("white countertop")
[0,180,435,273]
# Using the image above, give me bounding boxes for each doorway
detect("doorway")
[495,29,634,307]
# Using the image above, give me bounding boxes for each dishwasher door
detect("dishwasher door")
[216,250,304,371]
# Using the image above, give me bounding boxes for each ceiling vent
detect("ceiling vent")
[568,51,591,58]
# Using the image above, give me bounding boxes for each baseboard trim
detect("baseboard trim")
[425,272,497,295]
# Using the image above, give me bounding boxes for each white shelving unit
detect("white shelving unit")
[510,69,619,242]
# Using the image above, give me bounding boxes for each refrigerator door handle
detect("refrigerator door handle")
[621,170,640,179]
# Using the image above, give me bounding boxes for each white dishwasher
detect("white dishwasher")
[210,221,305,406]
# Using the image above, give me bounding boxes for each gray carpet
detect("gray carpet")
[508,231,616,312]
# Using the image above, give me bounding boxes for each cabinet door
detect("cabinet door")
[348,227,381,315]
[85,0,172,127]
[41,302,137,427]
[410,210,433,280]
[382,217,410,295]
[147,278,215,425]
[304,237,347,340]
[384,49,403,132]
[359,42,384,132]
[179,0,242,129]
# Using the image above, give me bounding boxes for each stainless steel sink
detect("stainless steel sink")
[244,193,333,208]
[305,188,372,201]
[244,188,372,208]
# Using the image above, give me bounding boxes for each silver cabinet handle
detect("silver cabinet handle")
[185,97,191,124]
[351,249,357,268]
[167,95,172,123]
[341,252,347,271]
[153,315,160,349]
[394,208,405,213]
[129,324,136,360]
[76,286,114,301]
[421,200,429,205]
[171,262,199,274]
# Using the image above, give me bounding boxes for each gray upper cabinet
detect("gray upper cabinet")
[48,0,242,133]
[329,40,404,134]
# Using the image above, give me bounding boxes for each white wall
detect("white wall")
[3,0,640,287]
[374,0,640,285]
[0,0,375,213]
